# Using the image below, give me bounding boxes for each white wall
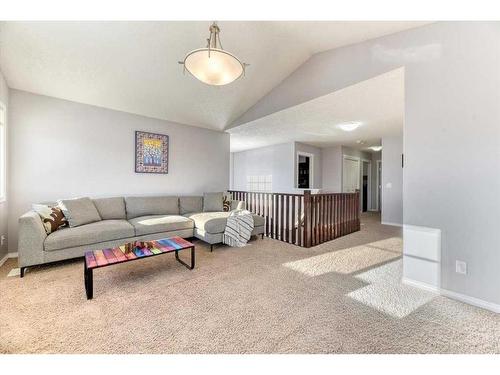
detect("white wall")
[229,22,500,307]
[231,143,294,193]
[381,135,403,225]
[0,70,8,259]
[321,145,342,192]
[7,90,230,252]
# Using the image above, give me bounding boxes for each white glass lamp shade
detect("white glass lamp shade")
[184,48,244,86]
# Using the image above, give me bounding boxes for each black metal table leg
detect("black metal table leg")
[175,246,195,270]
[84,263,93,300]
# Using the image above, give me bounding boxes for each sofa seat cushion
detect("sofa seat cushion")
[128,215,194,236]
[184,212,265,234]
[44,220,134,251]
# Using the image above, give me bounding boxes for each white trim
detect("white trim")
[402,277,440,293]
[8,252,18,258]
[381,221,403,227]
[0,253,8,268]
[375,160,382,211]
[296,151,314,189]
[440,288,500,314]
[341,154,360,193]
[0,252,15,267]
[403,277,500,313]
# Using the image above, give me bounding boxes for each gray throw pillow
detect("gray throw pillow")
[58,197,102,227]
[203,192,223,212]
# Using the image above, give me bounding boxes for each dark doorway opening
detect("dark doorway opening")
[298,155,311,189]
[362,175,368,212]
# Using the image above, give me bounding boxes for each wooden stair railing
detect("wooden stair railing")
[228,190,360,248]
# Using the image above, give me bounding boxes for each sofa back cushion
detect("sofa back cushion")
[57,197,102,227]
[203,192,223,212]
[125,196,179,219]
[93,197,126,220]
[179,196,203,214]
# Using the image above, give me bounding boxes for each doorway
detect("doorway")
[297,153,313,189]
[360,159,371,212]
[342,155,360,193]
[376,160,382,212]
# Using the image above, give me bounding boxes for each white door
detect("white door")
[342,157,360,193]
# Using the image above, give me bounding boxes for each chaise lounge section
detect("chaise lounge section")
[18,195,265,276]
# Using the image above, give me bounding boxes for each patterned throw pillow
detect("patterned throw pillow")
[32,204,68,234]
[223,193,231,212]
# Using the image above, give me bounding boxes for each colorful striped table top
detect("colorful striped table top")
[84,236,194,270]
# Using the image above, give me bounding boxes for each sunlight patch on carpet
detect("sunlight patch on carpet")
[282,245,400,276]
[7,268,20,277]
[347,260,436,318]
[365,237,403,254]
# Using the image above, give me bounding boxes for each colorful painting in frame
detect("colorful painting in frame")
[135,131,169,174]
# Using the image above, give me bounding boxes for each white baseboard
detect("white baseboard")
[403,276,500,314]
[381,221,403,227]
[0,252,17,268]
[402,277,440,293]
[0,254,8,268]
[440,288,500,314]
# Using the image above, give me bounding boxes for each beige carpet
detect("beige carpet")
[1,213,499,354]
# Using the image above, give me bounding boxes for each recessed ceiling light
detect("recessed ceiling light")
[337,121,362,132]
[370,146,382,152]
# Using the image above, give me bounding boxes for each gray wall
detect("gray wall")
[321,145,342,192]
[322,145,380,208]
[294,142,322,189]
[231,143,294,193]
[381,135,403,225]
[341,146,372,161]
[7,90,230,252]
[0,70,8,259]
[231,142,322,193]
[230,22,500,306]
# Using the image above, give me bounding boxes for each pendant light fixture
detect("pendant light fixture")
[179,22,248,86]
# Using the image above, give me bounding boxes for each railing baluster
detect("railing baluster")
[227,190,360,247]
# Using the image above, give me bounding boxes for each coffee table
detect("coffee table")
[84,236,195,300]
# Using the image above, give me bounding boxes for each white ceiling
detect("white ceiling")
[0,21,427,131]
[228,68,404,152]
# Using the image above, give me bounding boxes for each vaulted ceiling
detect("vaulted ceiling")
[0,21,428,131]
[229,68,404,152]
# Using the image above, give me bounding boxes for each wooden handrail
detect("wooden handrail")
[228,189,360,248]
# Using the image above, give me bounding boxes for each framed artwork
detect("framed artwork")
[135,131,169,174]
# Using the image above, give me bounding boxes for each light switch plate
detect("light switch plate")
[456,260,467,275]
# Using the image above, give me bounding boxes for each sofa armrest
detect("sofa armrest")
[230,200,246,211]
[18,211,47,267]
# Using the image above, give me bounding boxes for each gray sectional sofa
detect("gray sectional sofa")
[18,195,265,276]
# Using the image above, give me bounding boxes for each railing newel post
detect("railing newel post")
[303,190,312,248]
